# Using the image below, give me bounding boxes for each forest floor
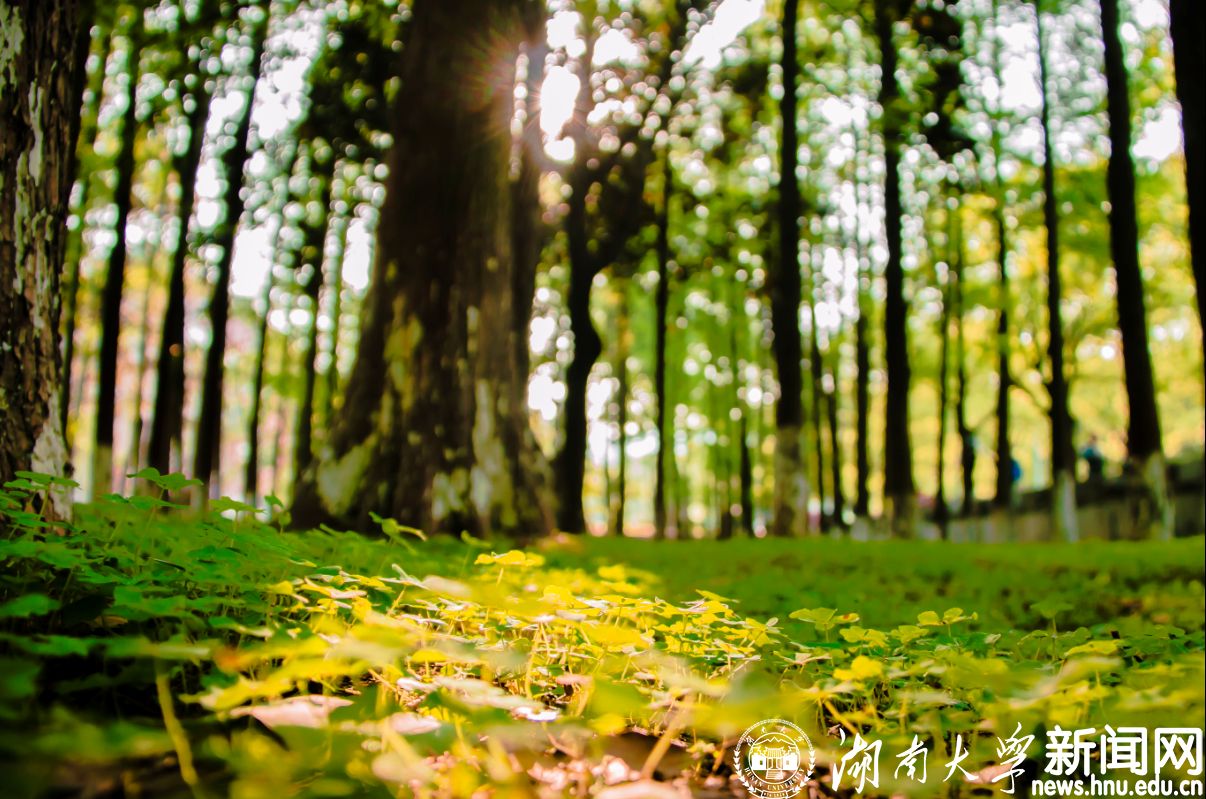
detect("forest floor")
[1,473,1203,798]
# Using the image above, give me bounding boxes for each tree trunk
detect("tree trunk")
[953,201,976,518]
[1099,0,1172,540]
[852,128,871,519]
[61,26,112,436]
[1036,0,1078,542]
[653,154,672,539]
[807,245,826,532]
[989,0,1013,520]
[610,294,629,537]
[770,0,808,538]
[0,0,84,512]
[193,8,269,495]
[935,197,953,538]
[293,161,335,478]
[876,0,915,536]
[92,19,142,497]
[1169,0,1204,390]
[147,80,211,476]
[244,266,275,505]
[292,0,552,539]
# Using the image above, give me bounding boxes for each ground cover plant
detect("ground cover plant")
[2,473,1203,798]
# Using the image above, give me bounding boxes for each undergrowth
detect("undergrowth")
[1,471,1203,798]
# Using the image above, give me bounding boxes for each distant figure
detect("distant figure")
[1081,435,1105,481]
[1010,457,1022,487]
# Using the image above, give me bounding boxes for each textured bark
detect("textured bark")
[0,0,84,512]
[92,19,142,497]
[770,0,808,538]
[1100,0,1172,540]
[510,34,546,385]
[653,154,671,540]
[876,0,915,536]
[193,7,268,493]
[1036,0,1078,542]
[1169,0,1204,387]
[291,0,552,539]
[147,61,213,476]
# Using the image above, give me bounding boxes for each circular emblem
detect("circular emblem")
[733,718,815,799]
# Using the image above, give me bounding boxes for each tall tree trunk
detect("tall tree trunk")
[1099,0,1172,540]
[807,244,826,532]
[876,0,915,536]
[122,262,157,483]
[653,153,672,539]
[1169,0,1204,388]
[293,161,335,478]
[989,0,1013,518]
[770,0,808,538]
[147,81,212,476]
[61,27,113,436]
[610,294,629,537]
[0,0,83,512]
[953,201,976,517]
[935,196,953,538]
[825,348,844,531]
[244,266,275,505]
[92,19,142,497]
[1036,0,1078,542]
[511,33,546,386]
[193,8,269,495]
[292,0,552,539]
[321,210,349,427]
[852,127,871,518]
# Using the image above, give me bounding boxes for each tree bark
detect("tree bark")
[92,17,142,497]
[989,0,1013,519]
[1099,0,1172,540]
[876,0,915,536]
[610,293,629,537]
[1169,0,1204,391]
[953,200,976,518]
[244,264,275,505]
[935,196,953,538]
[1036,0,1078,542]
[0,0,84,513]
[771,0,808,538]
[291,0,552,539]
[193,6,269,494]
[807,245,826,532]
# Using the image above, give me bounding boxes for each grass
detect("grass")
[0,472,1203,798]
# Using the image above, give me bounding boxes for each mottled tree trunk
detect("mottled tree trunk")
[876,1,915,537]
[292,0,552,539]
[1100,0,1172,540]
[1036,0,1078,542]
[193,8,268,495]
[92,18,142,497]
[1169,0,1204,390]
[771,0,808,538]
[147,82,210,477]
[0,0,84,513]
